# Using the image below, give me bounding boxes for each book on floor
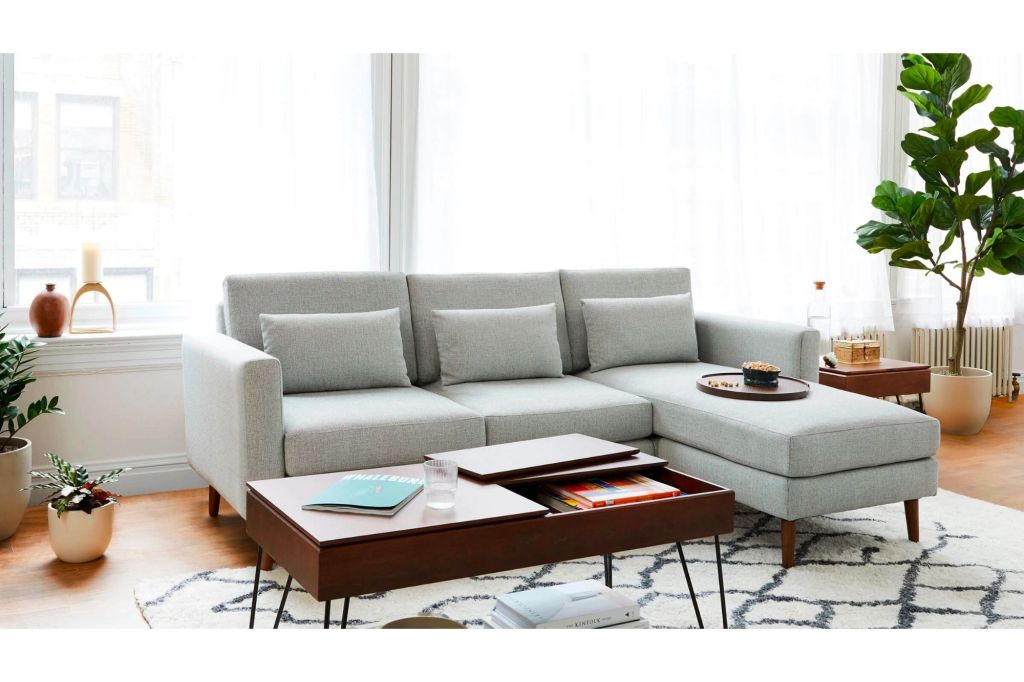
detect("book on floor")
[492,580,640,629]
[540,473,681,509]
[488,613,650,629]
[302,473,423,516]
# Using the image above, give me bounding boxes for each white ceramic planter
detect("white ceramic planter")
[47,500,117,563]
[0,438,32,541]
[922,366,993,435]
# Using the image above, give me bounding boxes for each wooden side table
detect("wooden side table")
[818,358,931,409]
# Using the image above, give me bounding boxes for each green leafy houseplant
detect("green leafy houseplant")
[0,316,63,451]
[24,453,128,518]
[856,53,1024,375]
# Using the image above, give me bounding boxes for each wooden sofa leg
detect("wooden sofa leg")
[781,519,796,568]
[208,486,221,518]
[260,552,276,571]
[904,499,920,542]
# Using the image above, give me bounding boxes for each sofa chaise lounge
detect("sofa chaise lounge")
[183,267,939,567]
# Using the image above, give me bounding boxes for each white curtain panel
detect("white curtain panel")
[895,54,1024,330]
[412,54,894,334]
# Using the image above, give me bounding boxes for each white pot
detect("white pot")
[0,438,31,541]
[922,366,993,435]
[47,500,117,563]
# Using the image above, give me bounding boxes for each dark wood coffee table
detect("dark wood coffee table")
[818,358,931,409]
[245,439,735,629]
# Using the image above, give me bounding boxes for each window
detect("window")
[7,54,382,308]
[13,92,36,199]
[57,95,117,200]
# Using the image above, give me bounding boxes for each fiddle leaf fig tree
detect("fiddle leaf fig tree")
[856,53,1024,375]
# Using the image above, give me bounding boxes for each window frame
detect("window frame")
[12,90,37,201]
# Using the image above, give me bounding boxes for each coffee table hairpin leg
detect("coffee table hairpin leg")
[249,549,352,630]
[675,537,729,629]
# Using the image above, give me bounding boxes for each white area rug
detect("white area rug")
[135,490,1024,629]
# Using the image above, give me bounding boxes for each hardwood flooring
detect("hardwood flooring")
[1,398,1021,628]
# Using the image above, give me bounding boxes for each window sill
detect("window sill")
[23,328,185,377]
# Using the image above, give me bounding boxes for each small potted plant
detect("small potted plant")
[25,453,129,563]
[0,317,63,540]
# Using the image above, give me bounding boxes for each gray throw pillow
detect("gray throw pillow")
[432,303,564,386]
[581,293,699,372]
[259,309,411,394]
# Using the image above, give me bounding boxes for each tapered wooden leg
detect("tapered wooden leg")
[781,519,796,569]
[260,552,275,571]
[208,486,221,518]
[904,499,920,542]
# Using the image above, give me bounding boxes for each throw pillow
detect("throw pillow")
[432,303,564,386]
[259,308,411,394]
[581,293,698,372]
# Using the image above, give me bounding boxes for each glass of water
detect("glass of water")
[423,459,458,510]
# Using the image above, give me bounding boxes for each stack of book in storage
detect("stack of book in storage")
[489,580,648,629]
[537,473,681,512]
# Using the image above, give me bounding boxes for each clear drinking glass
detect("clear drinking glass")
[423,459,458,510]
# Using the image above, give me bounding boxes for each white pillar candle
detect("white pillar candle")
[82,242,103,283]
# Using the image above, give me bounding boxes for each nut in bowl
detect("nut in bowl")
[741,361,781,387]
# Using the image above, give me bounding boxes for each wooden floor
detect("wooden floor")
[2,398,1022,628]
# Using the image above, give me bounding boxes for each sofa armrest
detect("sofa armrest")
[183,332,284,517]
[694,313,820,383]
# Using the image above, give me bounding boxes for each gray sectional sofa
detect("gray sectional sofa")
[183,267,940,567]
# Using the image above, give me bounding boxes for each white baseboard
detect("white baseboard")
[28,452,204,505]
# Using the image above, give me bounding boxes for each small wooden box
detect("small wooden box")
[834,338,880,364]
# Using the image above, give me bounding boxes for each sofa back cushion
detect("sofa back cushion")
[582,293,699,372]
[559,268,692,372]
[433,304,564,386]
[222,271,419,383]
[260,309,412,394]
[407,272,572,385]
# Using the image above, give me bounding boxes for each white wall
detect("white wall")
[17,333,203,503]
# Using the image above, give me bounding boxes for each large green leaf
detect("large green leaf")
[952,84,992,117]
[911,197,936,235]
[979,141,1012,170]
[953,195,991,220]
[891,239,934,261]
[870,180,906,216]
[924,149,969,186]
[1005,171,1024,195]
[902,54,928,69]
[955,127,999,151]
[901,63,945,94]
[937,223,959,257]
[990,106,1024,128]
[902,133,944,160]
[924,53,963,75]
[910,159,946,188]
[1001,195,1024,227]
[966,171,992,196]
[921,118,957,144]
[899,88,945,121]
[931,196,957,230]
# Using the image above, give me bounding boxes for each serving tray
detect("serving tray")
[696,372,809,401]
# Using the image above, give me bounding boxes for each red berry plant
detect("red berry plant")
[24,453,130,518]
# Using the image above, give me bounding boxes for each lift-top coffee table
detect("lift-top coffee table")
[245,434,735,629]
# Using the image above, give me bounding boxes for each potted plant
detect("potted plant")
[856,53,1024,434]
[0,318,63,540]
[24,453,128,563]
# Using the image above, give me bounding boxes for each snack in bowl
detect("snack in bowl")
[741,361,781,387]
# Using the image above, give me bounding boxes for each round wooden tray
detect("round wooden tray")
[696,373,810,401]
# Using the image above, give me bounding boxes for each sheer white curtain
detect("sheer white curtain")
[894,54,1024,329]
[411,54,893,333]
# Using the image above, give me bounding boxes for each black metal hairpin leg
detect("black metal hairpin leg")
[273,575,293,629]
[324,600,331,629]
[917,393,925,413]
[603,554,613,588]
[249,546,263,629]
[714,535,728,628]
[895,395,903,406]
[675,542,704,629]
[341,597,350,629]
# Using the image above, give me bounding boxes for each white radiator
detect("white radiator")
[911,326,1013,396]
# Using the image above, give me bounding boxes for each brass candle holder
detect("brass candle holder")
[69,282,117,334]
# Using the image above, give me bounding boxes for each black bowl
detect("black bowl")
[742,367,780,387]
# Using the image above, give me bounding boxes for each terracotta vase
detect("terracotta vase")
[29,283,70,337]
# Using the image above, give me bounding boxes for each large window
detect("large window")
[411,54,894,334]
[8,54,382,307]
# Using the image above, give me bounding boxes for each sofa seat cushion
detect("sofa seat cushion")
[282,387,485,476]
[579,362,939,478]
[428,375,652,445]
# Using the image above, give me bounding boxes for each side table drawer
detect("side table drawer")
[821,369,931,397]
